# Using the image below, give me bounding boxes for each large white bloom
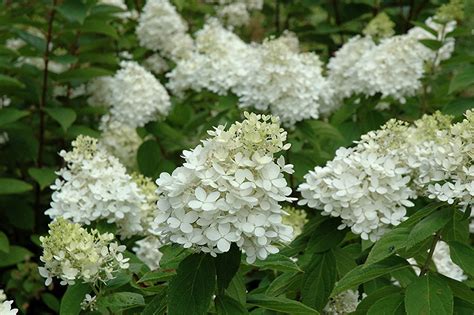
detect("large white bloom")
[234,32,335,124]
[167,18,254,97]
[87,61,171,128]
[0,301,18,315]
[151,112,295,263]
[46,136,151,238]
[299,110,473,241]
[327,17,456,104]
[168,22,334,126]
[136,0,194,61]
[39,218,129,286]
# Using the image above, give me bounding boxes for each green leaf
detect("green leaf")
[44,107,77,131]
[440,275,474,308]
[419,39,443,50]
[215,295,248,315]
[398,202,445,228]
[159,244,190,269]
[364,227,410,266]
[332,256,410,296]
[306,218,346,253]
[367,293,405,315]
[302,251,336,311]
[142,289,167,315]
[247,294,320,315]
[137,140,162,178]
[100,292,145,310]
[442,98,474,117]
[138,269,176,283]
[266,272,302,296]
[14,29,46,51]
[0,108,29,126]
[81,20,119,39]
[168,253,216,315]
[215,243,241,292]
[404,274,453,315]
[252,253,302,272]
[0,178,33,194]
[60,283,91,315]
[42,293,60,312]
[28,167,56,190]
[0,231,10,253]
[354,286,402,314]
[449,66,474,94]
[226,271,246,305]
[58,67,113,83]
[333,246,358,277]
[0,74,25,89]
[57,0,89,24]
[448,241,474,277]
[406,209,452,249]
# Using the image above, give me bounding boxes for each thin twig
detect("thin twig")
[275,0,280,34]
[38,0,57,167]
[330,0,344,44]
[34,0,57,223]
[419,232,441,276]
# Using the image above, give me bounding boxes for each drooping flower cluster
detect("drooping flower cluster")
[136,0,194,61]
[324,290,362,314]
[207,0,264,27]
[299,110,473,241]
[45,136,150,238]
[88,61,171,129]
[39,218,129,286]
[168,20,335,125]
[151,112,295,263]
[328,17,456,104]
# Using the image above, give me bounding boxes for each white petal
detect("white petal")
[195,187,207,202]
[205,228,220,241]
[217,238,231,252]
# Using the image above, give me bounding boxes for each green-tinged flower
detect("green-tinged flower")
[282,207,308,239]
[363,12,395,40]
[39,218,129,286]
[435,0,464,23]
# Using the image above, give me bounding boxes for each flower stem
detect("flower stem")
[419,232,441,276]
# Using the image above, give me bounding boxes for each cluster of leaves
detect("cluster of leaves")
[0,0,473,314]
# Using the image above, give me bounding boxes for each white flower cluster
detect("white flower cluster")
[80,294,98,311]
[88,61,171,129]
[324,290,362,314]
[133,236,164,271]
[136,0,194,61]
[299,110,473,241]
[143,53,170,75]
[282,206,307,240]
[151,112,295,263]
[207,0,264,27]
[168,20,335,126]
[235,32,335,124]
[432,241,467,282]
[167,18,254,97]
[98,116,143,169]
[328,17,456,104]
[45,136,155,238]
[39,218,129,286]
